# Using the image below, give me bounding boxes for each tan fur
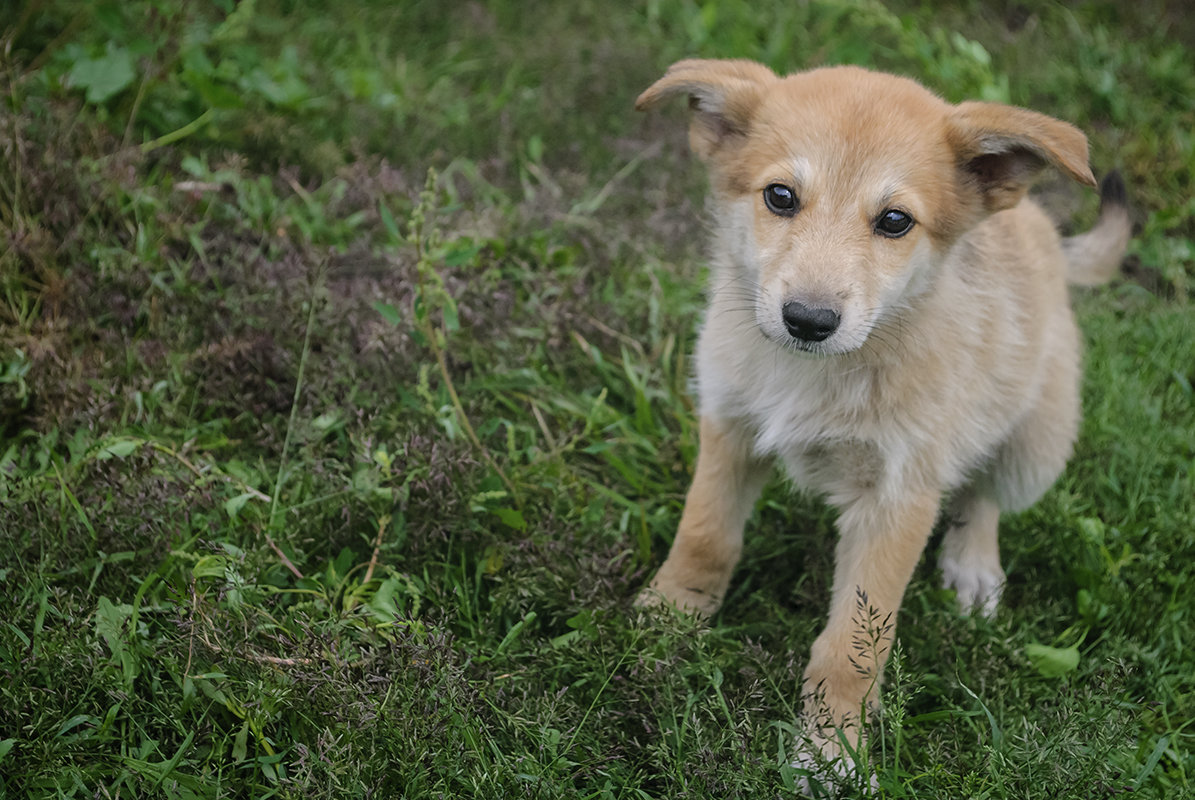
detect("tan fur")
[635,59,1128,788]
[1064,199,1133,285]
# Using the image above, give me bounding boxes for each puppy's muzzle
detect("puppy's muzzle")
[782,301,841,343]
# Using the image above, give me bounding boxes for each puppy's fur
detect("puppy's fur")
[636,60,1129,782]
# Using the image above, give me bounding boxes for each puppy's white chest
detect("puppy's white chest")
[695,322,894,486]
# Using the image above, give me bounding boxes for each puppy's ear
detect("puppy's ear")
[636,59,775,159]
[947,102,1096,212]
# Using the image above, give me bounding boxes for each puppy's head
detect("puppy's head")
[638,59,1095,356]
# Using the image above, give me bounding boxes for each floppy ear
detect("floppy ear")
[636,59,776,160]
[947,101,1096,212]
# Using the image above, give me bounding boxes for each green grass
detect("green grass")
[1,0,1193,797]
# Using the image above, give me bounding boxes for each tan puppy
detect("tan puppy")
[635,60,1129,786]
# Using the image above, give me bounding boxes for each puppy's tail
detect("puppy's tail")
[1062,170,1131,287]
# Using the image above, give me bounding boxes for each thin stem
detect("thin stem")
[410,170,518,501]
[362,514,390,585]
[140,108,214,155]
[418,308,518,499]
[148,440,271,502]
[268,264,321,533]
[122,64,153,148]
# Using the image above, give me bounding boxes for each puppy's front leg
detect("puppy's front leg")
[798,490,940,777]
[638,416,768,617]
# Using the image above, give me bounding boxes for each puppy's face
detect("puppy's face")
[722,70,959,355]
[637,61,1095,356]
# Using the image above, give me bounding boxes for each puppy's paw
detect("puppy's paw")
[940,555,1004,618]
[790,726,877,797]
[633,578,721,618]
[634,558,730,618]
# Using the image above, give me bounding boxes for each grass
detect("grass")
[1,0,1193,797]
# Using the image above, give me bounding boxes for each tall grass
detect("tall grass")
[1,0,1192,797]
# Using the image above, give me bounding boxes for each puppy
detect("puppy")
[635,59,1129,786]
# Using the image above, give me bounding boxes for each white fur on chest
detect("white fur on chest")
[692,292,1018,504]
[695,309,923,503]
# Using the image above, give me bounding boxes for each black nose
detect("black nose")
[781,301,840,342]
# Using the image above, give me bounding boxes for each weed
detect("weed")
[0,0,1191,797]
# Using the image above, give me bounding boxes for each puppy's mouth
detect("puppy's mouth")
[783,338,836,357]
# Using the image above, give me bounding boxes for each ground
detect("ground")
[1,1,1193,797]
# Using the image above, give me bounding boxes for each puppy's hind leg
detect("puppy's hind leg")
[942,342,1082,617]
[637,416,768,617]
[940,488,1005,617]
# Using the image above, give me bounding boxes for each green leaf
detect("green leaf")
[1134,735,1171,790]
[1025,642,1080,678]
[95,597,140,684]
[96,437,141,460]
[211,0,257,43]
[549,629,580,649]
[223,491,256,519]
[495,611,537,655]
[442,298,460,332]
[442,241,481,266]
[232,720,249,762]
[240,63,309,108]
[526,134,544,163]
[312,410,342,431]
[0,738,15,764]
[57,714,95,738]
[492,507,526,531]
[378,202,401,242]
[95,597,133,655]
[184,68,245,110]
[373,301,402,327]
[193,555,231,579]
[959,681,1003,750]
[367,577,401,619]
[68,44,136,104]
[194,676,232,708]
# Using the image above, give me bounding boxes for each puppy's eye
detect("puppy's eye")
[763,183,799,217]
[875,209,914,237]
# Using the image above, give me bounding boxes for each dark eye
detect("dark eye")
[875,209,914,237]
[763,183,798,217]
